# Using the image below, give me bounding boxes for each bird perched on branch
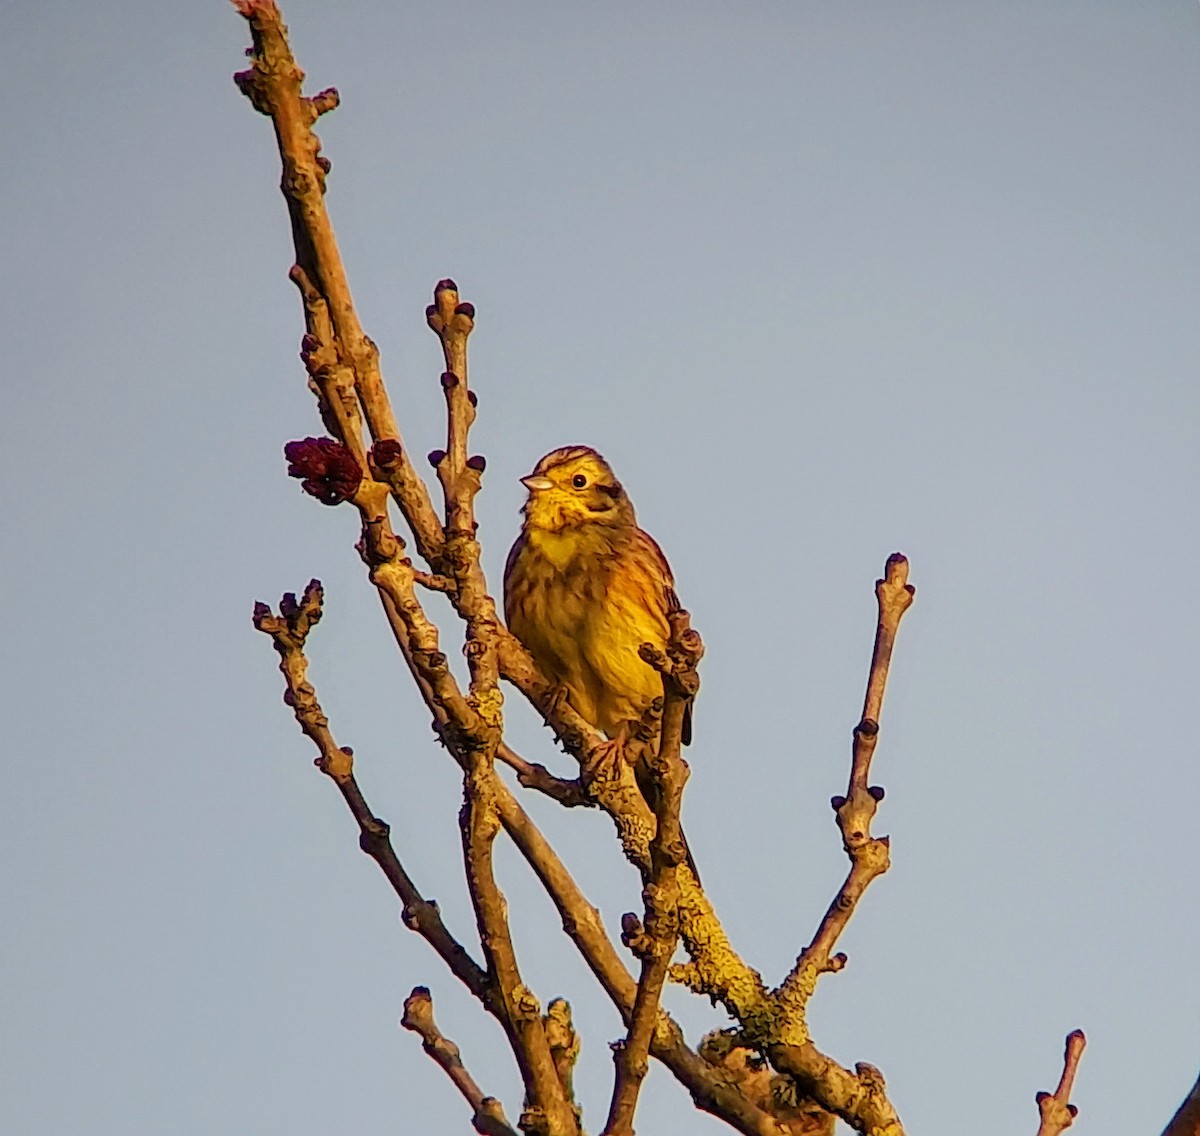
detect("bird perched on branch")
[504,446,698,873]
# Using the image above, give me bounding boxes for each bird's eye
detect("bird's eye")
[571,474,588,488]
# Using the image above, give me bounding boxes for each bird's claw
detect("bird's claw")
[581,738,627,788]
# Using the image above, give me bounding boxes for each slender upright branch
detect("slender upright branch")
[777,554,915,1030]
[1035,1030,1086,1136]
[423,282,575,1133]
[233,0,445,567]
[347,478,576,1133]
[402,986,519,1136]
[762,555,914,1136]
[424,281,502,707]
[461,752,581,1136]
[603,609,702,1136]
[427,279,477,515]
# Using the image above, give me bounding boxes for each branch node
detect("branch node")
[307,85,340,116]
[369,437,403,472]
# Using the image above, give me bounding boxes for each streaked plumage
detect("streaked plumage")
[505,446,699,879]
[503,446,689,745]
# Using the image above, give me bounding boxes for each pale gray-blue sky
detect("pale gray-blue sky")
[2,2,1198,1133]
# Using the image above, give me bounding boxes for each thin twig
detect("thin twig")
[766,554,914,1136]
[426,280,503,704]
[252,586,491,1007]
[1035,1030,1086,1136]
[777,554,915,1018]
[402,986,519,1136]
[496,744,591,808]
[423,283,574,1133]
[413,569,456,593]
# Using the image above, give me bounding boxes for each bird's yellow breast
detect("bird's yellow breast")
[505,524,670,738]
[525,525,612,570]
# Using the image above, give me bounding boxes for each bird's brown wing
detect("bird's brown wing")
[501,533,527,625]
[636,529,694,747]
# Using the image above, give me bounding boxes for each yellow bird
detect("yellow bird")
[504,447,700,882]
[503,445,689,749]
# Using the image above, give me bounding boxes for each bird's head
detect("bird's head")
[519,446,636,532]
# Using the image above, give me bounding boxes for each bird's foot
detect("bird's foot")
[546,682,573,719]
[581,737,627,789]
[542,684,582,752]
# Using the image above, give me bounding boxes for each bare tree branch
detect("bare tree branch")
[423,277,580,1135]
[255,578,582,1134]
[777,553,914,1020]
[762,555,915,1135]
[233,9,1063,1136]
[233,0,446,568]
[1035,1030,1086,1136]
[252,584,491,1006]
[765,1046,901,1136]
[402,986,520,1136]
[496,745,590,808]
[461,756,580,1136]
[602,607,702,1136]
[1164,1067,1200,1136]
[253,573,781,1134]
[490,772,787,1136]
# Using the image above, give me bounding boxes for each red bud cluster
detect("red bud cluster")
[284,436,362,505]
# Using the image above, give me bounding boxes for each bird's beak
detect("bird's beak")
[521,475,553,492]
